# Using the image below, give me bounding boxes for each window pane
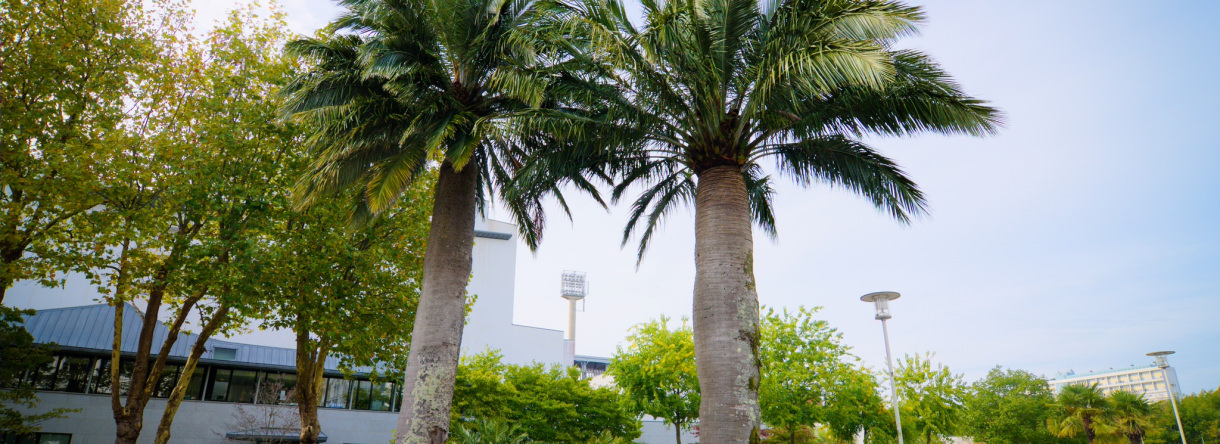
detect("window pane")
[152,365,180,398]
[53,356,91,393]
[37,434,72,444]
[117,359,134,396]
[323,378,351,409]
[91,358,112,394]
[184,366,206,400]
[392,382,402,412]
[353,380,372,410]
[228,370,257,404]
[370,381,394,412]
[31,356,59,391]
[209,368,232,401]
[277,373,297,405]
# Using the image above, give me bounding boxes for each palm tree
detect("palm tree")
[1109,391,1153,444]
[1050,384,1113,444]
[525,0,999,441]
[280,1,585,442]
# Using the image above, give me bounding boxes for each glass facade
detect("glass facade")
[17,353,401,413]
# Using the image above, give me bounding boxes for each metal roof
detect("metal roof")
[21,304,360,374]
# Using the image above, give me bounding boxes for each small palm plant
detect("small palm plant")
[1108,391,1153,444]
[449,418,531,444]
[1049,384,1114,444]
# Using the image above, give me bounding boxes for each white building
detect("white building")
[1047,363,1182,403]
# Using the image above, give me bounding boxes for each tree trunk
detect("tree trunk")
[153,306,229,444]
[295,324,329,444]
[675,422,683,444]
[691,165,761,444]
[1083,414,1095,444]
[395,160,478,444]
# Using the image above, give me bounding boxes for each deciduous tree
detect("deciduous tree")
[759,307,854,444]
[609,316,699,444]
[895,354,966,444]
[962,367,1066,444]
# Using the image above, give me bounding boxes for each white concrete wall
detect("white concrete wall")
[13,392,397,444]
[462,219,567,367]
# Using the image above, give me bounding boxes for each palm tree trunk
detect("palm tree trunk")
[691,165,761,444]
[395,160,478,444]
[1083,414,1096,444]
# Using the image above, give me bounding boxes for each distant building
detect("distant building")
[1047,363,1182,403]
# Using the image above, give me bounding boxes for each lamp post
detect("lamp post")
[1147,351,1187,444]
[862,291,904,444]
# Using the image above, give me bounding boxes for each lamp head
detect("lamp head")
[561,271,587,301]
[860,291,901,320]
[1146,350,1174,369]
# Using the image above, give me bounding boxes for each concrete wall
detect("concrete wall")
[15,392,397,444]
[462,219,567,367]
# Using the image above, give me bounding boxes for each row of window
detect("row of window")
[9,353,403,412]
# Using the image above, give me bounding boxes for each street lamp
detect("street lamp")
[862,291,904,444]
[1147,351,1187,444]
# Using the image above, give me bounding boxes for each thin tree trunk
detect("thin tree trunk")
[395,161,478,444]
[675,422,683,444]
[691,165,761,444]
[153,305,229,444]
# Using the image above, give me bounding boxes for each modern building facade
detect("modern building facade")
[3,219,576,444]
[1047,363,1182,403]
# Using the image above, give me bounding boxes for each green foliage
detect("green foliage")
[449,418,530,444]
[451,352,641,444]
[517,0,1002,260]
[1145,389,1219,444]
[0,306,75,433]
[0,0,154,301]
[1048,384,1113,443]
[962,367,1068,444]
[759,307,856,436]
[609,316,700,435]
[251,172,432,374]
[895,354,967,444]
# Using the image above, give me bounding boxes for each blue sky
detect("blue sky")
[10,0,1217,394]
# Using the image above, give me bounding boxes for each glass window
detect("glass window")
[323,378,351,409]
[228,369,257,404]
[352,380,372,410]
[258,372,297,405]
[37,434,71,444]
[369,381,394,412]
[152,365,180,398]
[31,356,59,391]
[392,382,402,412]
[86,358,133,395]
[183,366,207,400]
[209,368,232,401]
[53,357,91,393]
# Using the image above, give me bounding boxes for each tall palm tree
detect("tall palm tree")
[524,0,999,441]
[1050,384,1113,444]
[280,1,585,442]
[1109,391,1153,444]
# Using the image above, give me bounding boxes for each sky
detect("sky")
[9,0,1218,394]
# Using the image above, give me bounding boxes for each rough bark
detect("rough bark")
[152,305,229,444]
[1083,414,1095,444]
[295,323,329,444]
[395,160,478,444]
[691,166,761,444]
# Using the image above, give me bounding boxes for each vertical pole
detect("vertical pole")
[568,298,577,341]
[881,319,903,444]
[1163,367,1187,444]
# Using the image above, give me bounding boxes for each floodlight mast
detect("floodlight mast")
[861,291,904,444]
[1147,351,1187,444]
[561,271,587,341]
